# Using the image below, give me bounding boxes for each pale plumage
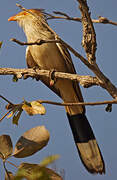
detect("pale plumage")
[8,9,105,174]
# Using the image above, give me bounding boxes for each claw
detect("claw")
[49,69,56,86]
[33,66,40,81]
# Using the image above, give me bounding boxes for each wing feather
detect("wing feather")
[56,43,85,107]
[26,46,61,97]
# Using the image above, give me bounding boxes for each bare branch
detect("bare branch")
[0,110,12,122]
[0,93,116,122]
[46,11,82,22]
[10,36,117,99]
[1,94,117,108]
[78,0,97,63]
[47,11,117,26]
[0,67,100,88]
[38,99,117,107]
[10,38,61,46]
[97,16,117,26]
[0,95,13,105]
[11,37,91,68]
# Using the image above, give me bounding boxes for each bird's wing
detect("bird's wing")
[56,42,76,74]
[26,46,61,97]
[56,43,85,106]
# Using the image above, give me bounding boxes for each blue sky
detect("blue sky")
[0,0,117,179]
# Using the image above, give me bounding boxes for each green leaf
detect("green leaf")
[40,155,60,167]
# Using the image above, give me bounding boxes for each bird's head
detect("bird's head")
[8,9,48,41]
[8,9,46,23]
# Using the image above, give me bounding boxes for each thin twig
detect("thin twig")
[17,4,117,27]
[3,161,10,180]
[38,99,117,107]
[10,38,60,46]
[97,16,117,26]
[1,94,117,109]
[0,95,13,105]
[11,37,92,68]
[0,110,12,122]
[46,11,117,26]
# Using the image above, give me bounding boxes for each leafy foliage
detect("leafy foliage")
[1,99,46,125]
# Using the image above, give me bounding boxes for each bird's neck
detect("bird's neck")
[21,19,53,42]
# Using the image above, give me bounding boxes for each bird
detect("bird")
[8,9,105,174]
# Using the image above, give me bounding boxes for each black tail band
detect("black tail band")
[67,113,95,143]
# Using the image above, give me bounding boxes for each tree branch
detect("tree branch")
[10,37,117,99]
[78,0,97,63]
[1,94,117,109]
[46,11,117,26]
[38,99,117,108]
[38,99,114,112]
[10,38,61,46]
[0,67,100,88]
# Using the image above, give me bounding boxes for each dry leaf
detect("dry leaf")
[22,101,46,116]
[15,162,63,180]
[0,135,13,160]
[12,75,18,82]
[13,126,50,158]
[6,104,23,125]
[12,109,23,125]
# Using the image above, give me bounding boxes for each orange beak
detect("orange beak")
[8,15,17,21]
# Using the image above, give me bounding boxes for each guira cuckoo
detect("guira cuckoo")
[8,9,105,174]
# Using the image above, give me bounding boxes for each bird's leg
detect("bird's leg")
[49,69,56,86]
[32,65,41,81]
[23,66,40,81]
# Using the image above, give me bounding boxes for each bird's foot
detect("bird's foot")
[33,65,40,81]
[49,69,56,86]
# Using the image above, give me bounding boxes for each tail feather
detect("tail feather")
[67,113,105,174]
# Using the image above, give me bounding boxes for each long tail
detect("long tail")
[38,76,105,174]
[67,113,105,174]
